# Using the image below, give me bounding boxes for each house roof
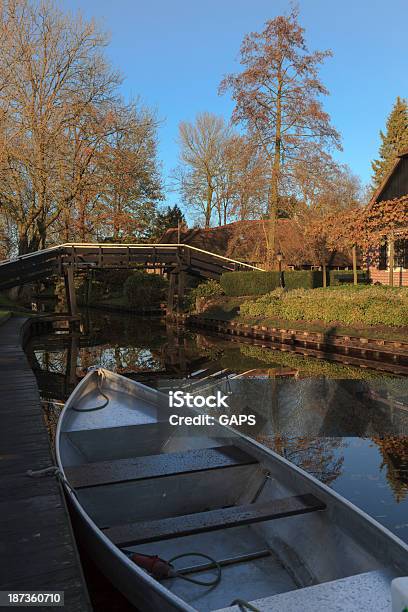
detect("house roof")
[160,219,353,267]
[368,150,408,207]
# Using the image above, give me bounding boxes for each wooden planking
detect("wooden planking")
[103,494,326,547]
[0,318,91,610]
[65,445,258,489]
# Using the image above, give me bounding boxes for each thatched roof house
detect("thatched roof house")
[160,219,353,269]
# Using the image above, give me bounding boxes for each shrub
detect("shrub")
[190,279,224,301]
[124,271,168,308]
[188,279,224,312]
[329,270,369,286]
[240,285,408,327]
[221,270,324,296]
[77,269,135,303]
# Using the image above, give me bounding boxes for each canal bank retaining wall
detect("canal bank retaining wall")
[176,314,408,376]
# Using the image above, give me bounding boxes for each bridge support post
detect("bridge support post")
[167,272,176,314]
[64,266,78,318]
[177,270,186,311]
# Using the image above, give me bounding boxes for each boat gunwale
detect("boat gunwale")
[56,369,196,612]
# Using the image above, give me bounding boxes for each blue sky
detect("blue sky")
[64,0,408,205]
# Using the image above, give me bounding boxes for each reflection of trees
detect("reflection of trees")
[257,434,345,487]
[77,346,162,375]
[42,401,63,450]
[371,436,408,503]
[34,350,67,373]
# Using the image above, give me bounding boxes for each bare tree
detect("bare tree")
[214,134,270,225]
[177,112,229,227]
[292,151,362,216]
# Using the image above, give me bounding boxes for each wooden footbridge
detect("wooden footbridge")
[0,242,263,313]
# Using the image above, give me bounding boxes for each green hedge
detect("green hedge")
[329,270,369,286]
[284,270,323,289]
[221,271,281,296]
[221,270,323,296]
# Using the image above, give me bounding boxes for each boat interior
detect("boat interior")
[59,370,407,611]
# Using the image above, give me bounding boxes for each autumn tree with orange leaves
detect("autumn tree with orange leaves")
[0,0,162,255]
[220,8,340,267]
[306,194,408,286]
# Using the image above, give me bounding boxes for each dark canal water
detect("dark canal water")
[26,309,408,608]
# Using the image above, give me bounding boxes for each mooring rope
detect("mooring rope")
[71,369,110,412]
[167,552,222,587]
[26,465,77,497]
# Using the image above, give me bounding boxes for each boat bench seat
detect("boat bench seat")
[103,494,326,547]
[65,445,258,489]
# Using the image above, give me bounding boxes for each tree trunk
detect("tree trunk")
[389,233,394,287]
[79,205,87,241]
[205,182,213,228]
[217,202,222,226]
[352,245,358,286]
[18,230,29,255]
[267,75,282,269]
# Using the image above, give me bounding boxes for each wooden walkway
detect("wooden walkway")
[0,317,91,610]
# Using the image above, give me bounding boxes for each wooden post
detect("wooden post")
[64,266,78,317]
[177,270,186,311]
[86,270,93,306]
[389,234,395,287]
[167,272,176,314]
[322,263,327,288]
[352,245,358,286]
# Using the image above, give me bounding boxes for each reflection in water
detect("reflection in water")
[28,309,408,544]
[372,437,408,503]
[258,434,345,487]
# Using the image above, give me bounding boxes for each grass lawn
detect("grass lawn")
[195,287,408,343]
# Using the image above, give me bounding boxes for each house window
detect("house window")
[378,238,387,270]
[395,238,408,269]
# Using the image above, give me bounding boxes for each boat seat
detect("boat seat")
[103,494,326,547]
[65,445,258,489]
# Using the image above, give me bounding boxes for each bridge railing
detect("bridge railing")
[0,242,264,290]
[59,243,264,276]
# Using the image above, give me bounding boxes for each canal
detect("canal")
[25,309,408,607]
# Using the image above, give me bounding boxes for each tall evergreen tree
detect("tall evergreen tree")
[150,204,185,240]
[371,97,408,189]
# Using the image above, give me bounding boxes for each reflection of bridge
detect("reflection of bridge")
[0,242,263,313]
[26,331,225,402]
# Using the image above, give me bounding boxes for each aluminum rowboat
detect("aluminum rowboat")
[56,368,408,611]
